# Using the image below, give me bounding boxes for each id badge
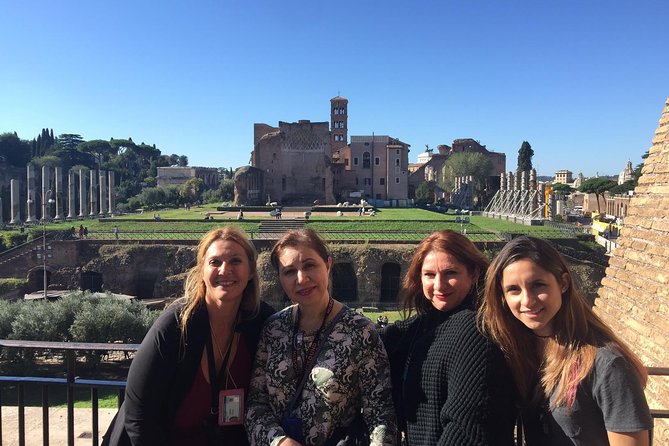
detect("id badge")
[218,388,244,426]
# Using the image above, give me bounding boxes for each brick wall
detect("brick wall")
[594,97,669,442]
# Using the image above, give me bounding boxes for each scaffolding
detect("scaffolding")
[483,169,548,225]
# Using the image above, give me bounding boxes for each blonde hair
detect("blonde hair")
[479,236,647,409]
[177,227,260,341]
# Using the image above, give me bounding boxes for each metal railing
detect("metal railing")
[0,340,138,446]
[0,341,666,445]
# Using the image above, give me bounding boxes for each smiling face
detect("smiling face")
[421,250,478,312]
[277,246,331,309]
[202,239,253,306]
[501,258,568,337]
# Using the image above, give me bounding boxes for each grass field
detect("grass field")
[10,206,573,243]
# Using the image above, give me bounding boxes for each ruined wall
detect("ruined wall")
[595,98,669,442]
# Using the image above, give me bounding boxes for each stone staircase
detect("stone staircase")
[258,219,306,234]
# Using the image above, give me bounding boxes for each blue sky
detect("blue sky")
[1,0,666,177]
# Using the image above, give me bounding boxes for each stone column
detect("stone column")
[54,166,63,220]
[99,170,107,216]
[521,170,527,191]
[507,172,515,191]
[41,165,51,221]
[26,165,36,223]
[500,172,507,191]
[89,170,98,216]
[67,170,76,219]
[108,171,116,216]
[10,179,21,224]
[79,169,88,217]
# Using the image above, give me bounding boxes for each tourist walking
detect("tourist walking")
[246,229,397,445]
[113,225,119,241]
[103,227,274,446]
[479,236,652,445]
[381,230,516,445]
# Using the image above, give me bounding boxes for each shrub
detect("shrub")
[0,278,28,297]
[0,300,18,338]
[2,231,28,249]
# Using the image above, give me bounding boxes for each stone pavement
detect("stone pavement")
[1,406,116,445]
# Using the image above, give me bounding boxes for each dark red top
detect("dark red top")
[173,334,252,445]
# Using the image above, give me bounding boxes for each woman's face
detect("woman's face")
[501,258,567,337]
[202,239,252,306]
[277,246,331,308]
[421,250,478,312]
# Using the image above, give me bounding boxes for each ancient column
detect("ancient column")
[67,170,76,219]
[89,170,98,216]
[26,165,36,223]
[79,169,88,217]
[10,179,21,224]
[108,171,116,216]
[507,172,515,191]
[99,170,107,216]
[54,166,63,220]
[500,172,507,190]
[41,165,51,221]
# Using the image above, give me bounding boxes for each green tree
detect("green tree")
[178,155,188,167]
[78,139,113,166]
[414,181,434,205]
[517,141,534,172]
[551,183,574,197]
[579,177,617,214]
[0,132,31,166]
[180,177,204,203]
[440,152,493,206]
[56,134,84,151]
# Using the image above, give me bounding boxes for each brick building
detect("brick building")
[241,96,410,205]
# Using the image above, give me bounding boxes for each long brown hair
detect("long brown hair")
[178,226,260,340]
[479,236,647,408]
[399,230,488,315]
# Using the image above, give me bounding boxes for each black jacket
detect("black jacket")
[381,300,517,445]
[104,299,275,446]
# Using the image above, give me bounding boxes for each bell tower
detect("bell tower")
[330,96,348,150]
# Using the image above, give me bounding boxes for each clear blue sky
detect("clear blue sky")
[1,0,667,178]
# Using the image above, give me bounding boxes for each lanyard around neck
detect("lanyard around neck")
[206,327,236,415]
[291,297,334,378]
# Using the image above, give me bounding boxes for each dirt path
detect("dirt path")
[1,406,116,445]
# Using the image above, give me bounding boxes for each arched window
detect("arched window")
[363,152,371,169]
[331,263,357,303]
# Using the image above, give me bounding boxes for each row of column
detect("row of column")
[499,169,538,191]
[8,166,116,224]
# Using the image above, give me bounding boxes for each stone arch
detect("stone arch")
[27,266,54,293]
[380,262,401,305]
[331,262,357,303]
[80,270,103,292]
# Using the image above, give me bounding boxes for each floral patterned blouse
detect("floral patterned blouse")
[245,305,397,446]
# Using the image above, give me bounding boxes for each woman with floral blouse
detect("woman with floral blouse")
[246,229,397,446]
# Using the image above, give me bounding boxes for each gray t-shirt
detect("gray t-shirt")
[532,345,652,445]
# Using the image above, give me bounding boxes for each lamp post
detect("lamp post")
[28,190,55,299]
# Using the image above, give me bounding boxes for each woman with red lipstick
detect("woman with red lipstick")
[104,227,274,446]
[480,236,652,445]
[246,229,397,446]
[381,230,516,445]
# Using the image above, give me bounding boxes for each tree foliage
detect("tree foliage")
[414,181,434,205]
[579,177,617,214]
[440,152,493,206]
[0,132,31,166]
[517,141,534,172]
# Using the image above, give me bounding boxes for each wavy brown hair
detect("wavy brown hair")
[177,226,260,341]
[479,236,647,409]
[399,230,488,315]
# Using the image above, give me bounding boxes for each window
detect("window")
[345,158,349,166]
[396,149,400,155]
[363,152,371,169]
[340,107,345,114]
[364,178,372,186]
[375,157,380,165]
[395,177,400,184]
[334,108,339,115]
[353,157,359,166]
[339,121,345,129]
[395,159,400,166]
[334,121,339,129]
[380,177,385,185]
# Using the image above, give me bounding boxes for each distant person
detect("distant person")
[237,210,244,220]
[103,227,274,445]
[479,236,652,445]
[83,226,88,238]
[113,225,119,241]
[381,230,516,445]
[79,225,84,238]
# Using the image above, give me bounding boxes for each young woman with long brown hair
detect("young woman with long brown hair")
[479,236,652,445]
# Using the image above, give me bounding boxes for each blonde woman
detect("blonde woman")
[479,236,652,445]
[104,227,274,446]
